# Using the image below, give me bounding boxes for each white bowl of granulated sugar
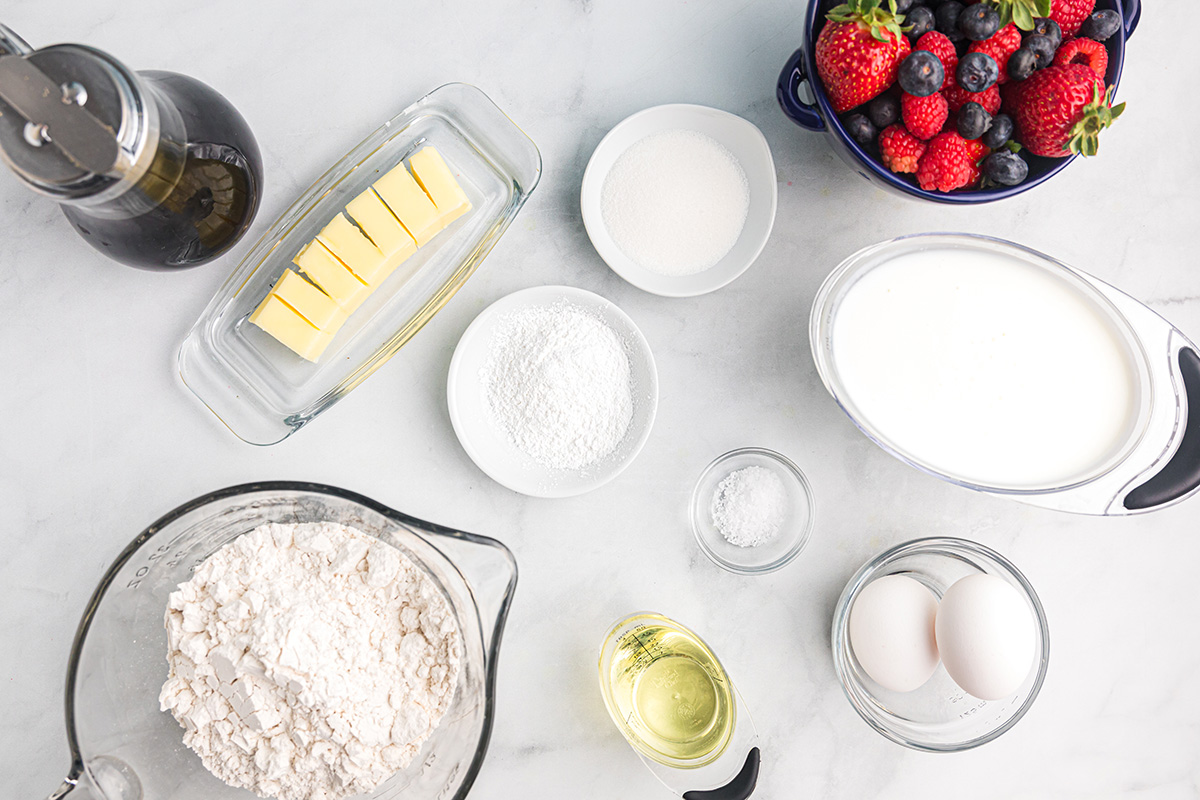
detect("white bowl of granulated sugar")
[581,104,778,298]
[447,285,659,498]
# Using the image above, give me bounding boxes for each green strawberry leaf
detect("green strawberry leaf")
[1067,85,1125,157]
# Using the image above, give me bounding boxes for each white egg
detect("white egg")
[849,573,940,693]
[935,573,1037,701]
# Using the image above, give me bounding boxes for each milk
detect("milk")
[830,247,1140,489]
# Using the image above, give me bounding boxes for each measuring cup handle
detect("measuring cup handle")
[48,757,141,800]
[682,747,760,800]
[1124,347,1200,510]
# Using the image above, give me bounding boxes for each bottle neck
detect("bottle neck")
[2,47,185,216]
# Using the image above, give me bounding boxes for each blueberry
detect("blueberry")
[1023,34,1056,67]
[843,113,878,147]
[867,94,901,129]
[958,4,1000,41]
[935,2,965,40]
[898,51,945,97]
[1006,48,1037,81]
[1029,18,1062,50]
[892,0,914,13]
[982,113,1014,149]
[905,5,936,40]
[984,150,1029,186]
[957,102,992,140]
[956,51,999,92]
[1079,9,1121,41]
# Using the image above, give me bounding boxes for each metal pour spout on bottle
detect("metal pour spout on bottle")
[0,23,263,270]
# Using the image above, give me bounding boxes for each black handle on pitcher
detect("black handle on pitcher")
[1125,348,1200,510]
[776,48,825,132]
[682,748,760,800]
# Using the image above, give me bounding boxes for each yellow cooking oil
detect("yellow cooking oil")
[602,614,734,767]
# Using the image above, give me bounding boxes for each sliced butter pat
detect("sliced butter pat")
[345,188,418,261]
[292,240,370,313]
[249,294,333,362]
[408,147,471,236]
[270,269,348,334]
[373,162,442,246]
[317,213,389,285]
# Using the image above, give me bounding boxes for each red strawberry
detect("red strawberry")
[1007,63,1124,156]
[917,132,974,192]
[963,137,990,164]
[944,83,1001,115]
[915,31,958,90]
[968,24,1022,83]
[1051,0,1095,37]
[878,124,927,173]
[816,0,912,113]
[902,91,950,140]
[962,138,991,186]
[1053,37,1108,81]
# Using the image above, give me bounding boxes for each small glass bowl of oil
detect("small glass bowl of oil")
[599,612,736,769]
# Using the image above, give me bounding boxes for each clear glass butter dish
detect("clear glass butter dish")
[178,83,541,445]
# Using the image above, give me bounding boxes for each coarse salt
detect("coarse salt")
[711,466,788,547]
[601,129,749,277]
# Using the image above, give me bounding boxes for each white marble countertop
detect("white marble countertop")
[3,1,1198,797]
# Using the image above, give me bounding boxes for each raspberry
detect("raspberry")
[915,31,958,90]
[967,23,1022,83]
[902,91,950,140]
[1051,0,1096,37]
[878,124,928,173]
[944,83,1000,114]
[1053,37,1108,81]
[917,132,974,192]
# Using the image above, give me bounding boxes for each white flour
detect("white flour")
[159,522,461,800]
[711,466,788,547]
[482,301,634,470]
[601,129,749,276]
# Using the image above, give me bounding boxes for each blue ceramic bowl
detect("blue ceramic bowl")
[776,0,1141,203]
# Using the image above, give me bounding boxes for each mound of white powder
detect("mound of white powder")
[601,128,750,277]
[482,301,634,471]
[159,522,461,800]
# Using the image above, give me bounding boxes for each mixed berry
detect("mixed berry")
[814,0,1125,193]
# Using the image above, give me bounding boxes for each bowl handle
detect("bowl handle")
[1121,0,1141,38]
[776,48,826,131]
[1124,347,1200,511]
[681,748,761,800]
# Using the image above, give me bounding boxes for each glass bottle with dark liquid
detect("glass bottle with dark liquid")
[0,24,262,270]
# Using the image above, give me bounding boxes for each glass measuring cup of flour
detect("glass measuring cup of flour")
[42,482,517,800]
[599,613,761,799]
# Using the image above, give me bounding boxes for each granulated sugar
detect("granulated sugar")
[482,301,634,470]
[601,129,749,277]
[711,466,788,547]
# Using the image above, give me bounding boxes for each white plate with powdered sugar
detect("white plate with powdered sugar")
[580,104,777,298]
[447,286,658,498]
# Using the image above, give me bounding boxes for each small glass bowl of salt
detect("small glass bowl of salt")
[690,447,814,575]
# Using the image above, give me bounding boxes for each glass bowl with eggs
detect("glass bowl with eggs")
[831,537,1049,752]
